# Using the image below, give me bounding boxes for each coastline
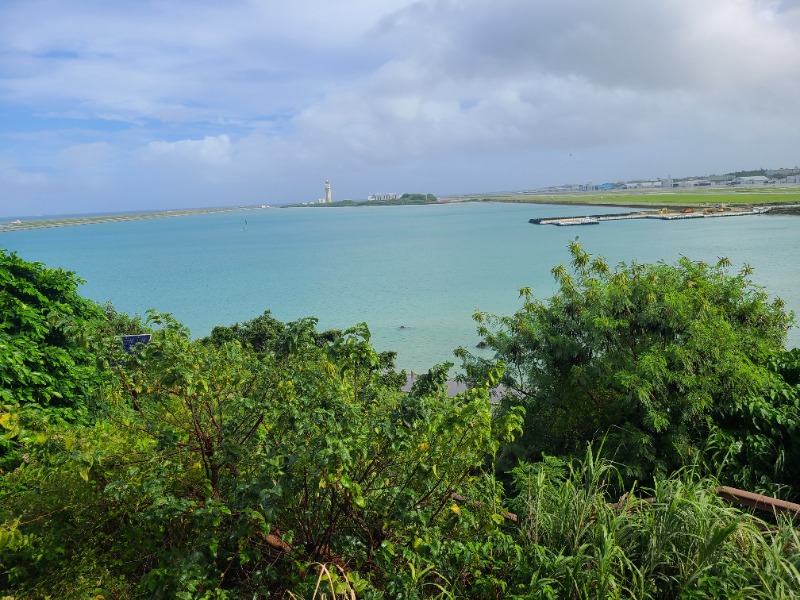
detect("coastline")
[4,190,799,234]
[476,188,800,208]
[0,205,266,233]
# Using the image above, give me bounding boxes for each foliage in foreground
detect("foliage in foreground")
[0,249,144,471]
[0,250,103,415]
[1,308,521,598]
[4,433,800,598]
[502,451,800,599]
[2,246,800,598]
[460,240,799,498]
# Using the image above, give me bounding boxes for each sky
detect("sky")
[2,0,800,216]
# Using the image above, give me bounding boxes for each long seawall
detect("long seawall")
[530,207,770,226]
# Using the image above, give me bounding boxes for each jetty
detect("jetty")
[0,205,268,233]
[530,207,770,226]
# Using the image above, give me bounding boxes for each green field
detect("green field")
[487,188,800,206]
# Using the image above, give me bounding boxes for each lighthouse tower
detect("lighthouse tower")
[325,180,332,203]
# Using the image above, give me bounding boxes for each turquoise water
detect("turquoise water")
[3,202,798,371]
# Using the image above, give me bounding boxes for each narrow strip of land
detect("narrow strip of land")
[531,206,771,226]
[4,188,800,233]
[482,188,800,207]
[0,205,266,233]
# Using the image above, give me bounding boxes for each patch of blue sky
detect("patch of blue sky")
[0,108,132,135]
[34,50,81,60]
[251,114,295,134]
[149,109,295,139]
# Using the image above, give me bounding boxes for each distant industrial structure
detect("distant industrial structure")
[317,180,332,204]
[528,166,800,195]
[621,180,664,190]
[367,193,400,201]
[730,176,770,185]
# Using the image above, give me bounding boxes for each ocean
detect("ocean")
[2,202,798,372]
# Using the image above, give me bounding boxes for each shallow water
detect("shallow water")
[3,202,798,371]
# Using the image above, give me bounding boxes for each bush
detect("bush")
[459,241,794,486]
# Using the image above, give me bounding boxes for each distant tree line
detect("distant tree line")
[299,193,438,208]
[728,169,768,178]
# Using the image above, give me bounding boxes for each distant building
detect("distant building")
[708,174,732,184]
[325,180,332,203]
[622,181,662,189]
[766,168,800,177]
[731,176,770,185]
[678,179,712,188]
[368,193,400,201]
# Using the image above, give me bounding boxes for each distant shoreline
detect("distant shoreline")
[3,193,799,233]
[0,205,265,233]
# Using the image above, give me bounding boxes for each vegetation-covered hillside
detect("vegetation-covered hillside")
[1,246,799,598]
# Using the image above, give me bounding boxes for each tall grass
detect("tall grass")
[282,450,799,598]
[503,450,800,599]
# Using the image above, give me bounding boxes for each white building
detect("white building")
[731,176,770,185]
[622,181,662,189]
[678,179,712,188]
[368,193,400,201]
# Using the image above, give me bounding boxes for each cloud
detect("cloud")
[144,135,234,167]
[285,0,800,170]
[2,0,800,215]
[374,0,800,90]
[58,142,114,169]
[0,157,47,187]
[0,0,409,124]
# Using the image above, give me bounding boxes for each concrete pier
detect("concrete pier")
[530,207,769,226]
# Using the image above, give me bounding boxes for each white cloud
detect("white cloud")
[144,135,234,167]
[2,0,800,214]
[0,157,47,187]
[58,142,114,169]
[286,0,800,168]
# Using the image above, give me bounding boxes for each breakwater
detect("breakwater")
[0,205,266,233]
[530,207,770,226]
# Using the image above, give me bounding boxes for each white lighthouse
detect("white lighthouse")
[325,180,332,203]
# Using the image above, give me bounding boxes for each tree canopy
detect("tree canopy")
[459,240,796,490]
[0,249,103,414]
